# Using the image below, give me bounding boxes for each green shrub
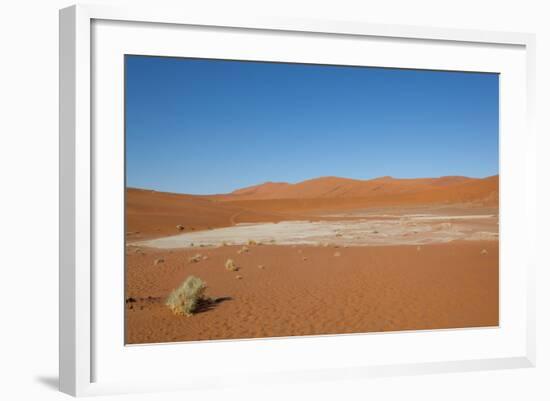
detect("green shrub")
[166,276,207,316]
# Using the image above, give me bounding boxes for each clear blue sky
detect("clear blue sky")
[125,55,499,195]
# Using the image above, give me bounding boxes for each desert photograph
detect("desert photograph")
[124,56,499,344]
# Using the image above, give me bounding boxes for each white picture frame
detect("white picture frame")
[59,3,536,397]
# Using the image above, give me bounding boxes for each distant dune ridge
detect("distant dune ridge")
[225,175,498,203]
[126,175,498,239]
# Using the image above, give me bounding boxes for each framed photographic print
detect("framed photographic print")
[59,4,536,397]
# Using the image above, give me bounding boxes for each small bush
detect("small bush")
[188,254,202,263]
[225,259,238,271]
[237,245,249,254]
[248,239,257,246]
[166,276,207,316]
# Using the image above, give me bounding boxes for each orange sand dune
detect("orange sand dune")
[126,188,312,240]
[218,175,498,203]
[216,175,498,214]
[127,175,498,237]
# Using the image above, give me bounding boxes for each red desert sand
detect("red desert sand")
[125,175,499,344]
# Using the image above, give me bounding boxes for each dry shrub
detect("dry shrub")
[188,254,202,263]
[225,259,238,271]
[237,245,249,254]
[248,239,257,246]
[166,276,207,316]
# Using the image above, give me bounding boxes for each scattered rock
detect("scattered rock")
[176,224,185,231]
[248,240,257,246]
[235,275,243,280]
[125,297,136,304]
[417,246,421,251]
[481,249,488,255]
[258,265,265,269]
[154,258,164,265]
[334,252,341,257]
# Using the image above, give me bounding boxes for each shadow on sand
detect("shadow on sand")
[194,296,233,314]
